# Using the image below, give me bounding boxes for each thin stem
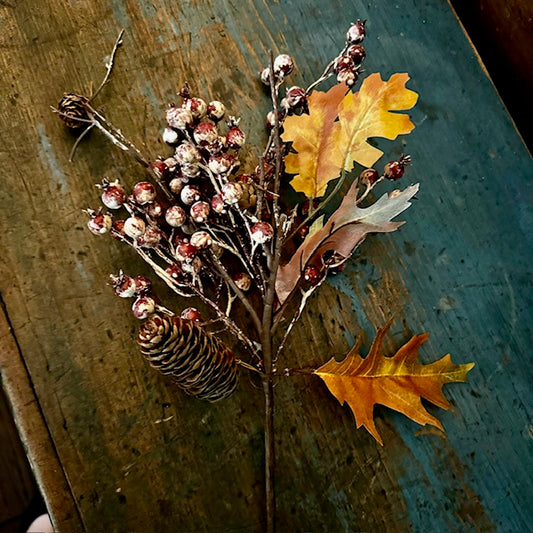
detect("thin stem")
[90,29,125,102]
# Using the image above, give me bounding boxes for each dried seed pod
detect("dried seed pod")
[137,313,238,401]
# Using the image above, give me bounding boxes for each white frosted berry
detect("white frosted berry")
[182,256,203,275]
[166,106,193,130]
[164,156,178,172]
[146,201,164,219]
[137,226,162,248]
[193,121,218,145]
[162,127,179,144]
[175,142,201,165]
[190,230,212,250]
[133,181,156,205]
[221,182,243,205]
[273,54,294,76]
[87,213,112,235]
[180,185,201,205]
[123,216,146,238]
[181,307,203,322]
[346,19,366,44]
[132,296,156,319]
[190,201,210,223]
[251,221,274,244]
[181,163,200,179]
[266,110,283,130]
[207,100,226,121]
[208,153,233,175]
[183,97,207,119]
[226,126,246,150]
[101,182,126,210]
[109,273,136,298]
[176,241,197,262]
[211,194,226,214]
[169,177,186,195]
[260,67,272,85]
[165,205,187,227]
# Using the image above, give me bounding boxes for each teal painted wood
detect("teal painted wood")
[0,0,531,531]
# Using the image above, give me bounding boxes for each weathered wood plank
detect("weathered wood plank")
[0,0,531,532]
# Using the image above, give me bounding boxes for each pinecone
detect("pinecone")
[57,93,90,129]
[137,313,238,401]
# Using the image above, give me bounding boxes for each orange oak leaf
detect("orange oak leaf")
[282,83,347,198]
[282,73,418,198]
[315,320,474,445]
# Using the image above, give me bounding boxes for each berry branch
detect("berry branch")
[53,19,441,531]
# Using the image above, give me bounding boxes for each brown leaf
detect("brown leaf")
[315,320,475,445]
[275,183,419,304]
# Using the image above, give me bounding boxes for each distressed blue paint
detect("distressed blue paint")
[36,124,68,194]
[137,0,156,18]
[108,0,130,28]
[139,82,161,114]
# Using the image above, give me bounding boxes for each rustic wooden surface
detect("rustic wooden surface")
[0,1,531,532]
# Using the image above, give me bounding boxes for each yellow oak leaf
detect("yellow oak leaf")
[336,73,419,170]
[282,73,418,199]
[315,320,474,445]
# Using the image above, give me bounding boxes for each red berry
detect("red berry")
[145,201,164,219]
[190,231,212,250]
[180,185,201,205]
[346,19,366,44]
[165,205,187,227]
[221,182,243,205]
[133,276,152,296]
[176,241,197,262]
[132,296,155,319]
[133,181,156,205]
[234,272,252,292]
[360,168,379,186]
[347,44,366,64]
[383,160,405,180]
[165,264,184,282]
[273,54,294,76]
[211,194,226,214]
[137,226,162,248]
[183,97,207,119]
[101,183,126,210]
[166,106,193,130]
[304,265,322,286]
[109,273,136,298]
[334,55,355,74]
[111,219,125,240]
[123,216,146,238]
[251,221,274,244]
[193,121,218,145]
[226,126,246,150]
[207,100,226,121]
[174,142,201,165]
[180,307,203,322]
[190,201,210,223]
[150,159,168,178]
[87,212,112,235]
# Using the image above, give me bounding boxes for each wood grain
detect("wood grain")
[0,0,531,531]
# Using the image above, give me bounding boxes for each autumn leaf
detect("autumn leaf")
[275,183,419,304]
[282,73,418,199]
[315,320,474,445]
[282,84,347,198]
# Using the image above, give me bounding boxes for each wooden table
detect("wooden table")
[1,1,531,531]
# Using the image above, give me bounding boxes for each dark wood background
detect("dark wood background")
[0,0,531,532]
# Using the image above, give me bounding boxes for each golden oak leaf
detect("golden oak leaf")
[336,73,418,170]
[315,320,474,445]
[282,73,418,198]
[282,83,347,198]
